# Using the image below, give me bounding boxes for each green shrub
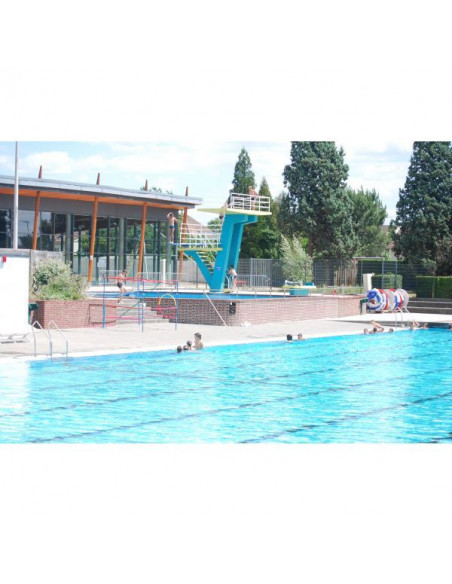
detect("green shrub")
[280,235,313,283]
[32,259,87,300]
[371,273,403,289]
[416,276,452,298]
[416,276,433,298]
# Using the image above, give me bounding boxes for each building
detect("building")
[0,172,202,282]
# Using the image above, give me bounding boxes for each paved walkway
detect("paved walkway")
[0,312,450,360]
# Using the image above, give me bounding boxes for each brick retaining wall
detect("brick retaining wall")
[147,295,363,326]
[32,295,362,329]
[33,299,117,328]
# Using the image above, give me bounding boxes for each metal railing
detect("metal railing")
[228,193,271,213]
[179,224,221,248]
[31,320,69,359]
[47,320,69,358]
[203,291,228,326]
[31,320,51,358]
[235,274,272,291]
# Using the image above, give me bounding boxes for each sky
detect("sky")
[0,140,413,224]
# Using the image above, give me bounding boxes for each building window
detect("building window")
[18,210,35,249]
[0,210,12,248]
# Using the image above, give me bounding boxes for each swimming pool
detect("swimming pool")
[128,292,275,300]
[1,329,451,443]
[93,291,275,300]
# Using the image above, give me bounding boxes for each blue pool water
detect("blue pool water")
[125,292,274,300]
[1,329,451,443]
[93,291,274,300]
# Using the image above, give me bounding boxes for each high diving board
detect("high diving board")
[181,193,272,292]
[199,192,272,216]
[199,207,272,216]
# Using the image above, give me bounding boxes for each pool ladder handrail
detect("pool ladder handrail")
[47,320,69,358]
[31,320,52,358]
[393,306,411,328]
[32,320,69,359]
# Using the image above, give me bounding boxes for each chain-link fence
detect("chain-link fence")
[125,257,433,293]
[238,258,432,292]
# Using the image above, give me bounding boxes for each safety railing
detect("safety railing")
[99,272,178,292]
[234,274,272,291]
[97,275,179,331]
[228,193,271,213]
[179,224,221,248]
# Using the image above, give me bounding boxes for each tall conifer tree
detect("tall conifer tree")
[283,142,357,258]
[231,148,256,194]
[391,141,452,271]
[348,187,388,257]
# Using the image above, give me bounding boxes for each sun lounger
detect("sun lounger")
[0,325,33,344]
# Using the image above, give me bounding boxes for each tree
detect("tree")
[391,142,452,273]
[207,218,223,233]
[231,147,256,194]
[283,142,357,259]
[280,235,313,282]
[274,191,297,238]
[240,177,281,258]
[348,187,388,257]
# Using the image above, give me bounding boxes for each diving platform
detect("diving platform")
[179,192,272,292]
[200,192,272,216]
[200,207,272,216]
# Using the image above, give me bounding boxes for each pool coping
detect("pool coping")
[1,316,444,364]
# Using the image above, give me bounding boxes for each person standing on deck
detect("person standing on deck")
[227,265,238,292]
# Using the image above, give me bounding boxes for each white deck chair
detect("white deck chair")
[0,324,33,344]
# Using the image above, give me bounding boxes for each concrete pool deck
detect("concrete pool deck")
[0,311,450,360]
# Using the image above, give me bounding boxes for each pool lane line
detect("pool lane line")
[25,364,452,443]
[2,333,450,419]
[2,342,448,425]
[240,387,452,443]
[2,336,448,416]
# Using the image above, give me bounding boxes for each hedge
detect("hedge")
[416,276,452,299]
[371,273,403,289]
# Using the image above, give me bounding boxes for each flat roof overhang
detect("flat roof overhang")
[0,175,203,210]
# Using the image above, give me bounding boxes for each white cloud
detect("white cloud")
[345,143,412,221]
[0,140,415,225]
[21,151,74,176]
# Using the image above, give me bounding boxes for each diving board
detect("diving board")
[180,193,271,292]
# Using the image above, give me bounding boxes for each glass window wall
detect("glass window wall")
[0,207,166,283]
[0,210,12,248]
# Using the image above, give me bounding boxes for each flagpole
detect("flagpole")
[13,141,19,249]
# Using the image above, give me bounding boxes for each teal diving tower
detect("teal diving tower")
[178,192,271,293]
